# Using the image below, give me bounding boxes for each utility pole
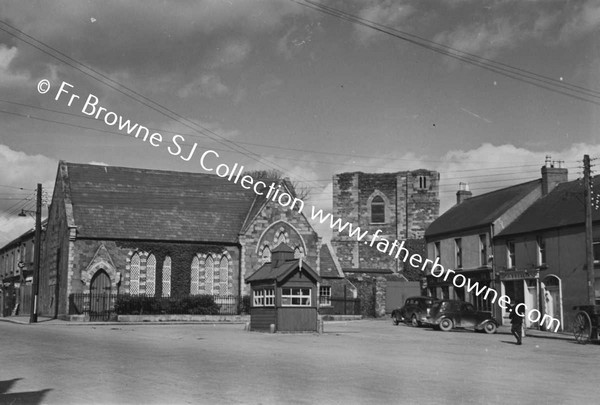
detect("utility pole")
[29,183,42,323]
[583,155,595,305]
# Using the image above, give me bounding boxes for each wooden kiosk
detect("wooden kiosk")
[245,243,321,332]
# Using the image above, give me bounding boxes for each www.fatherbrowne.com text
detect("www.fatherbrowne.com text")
[308,207,560,332]
[41,79,560,332]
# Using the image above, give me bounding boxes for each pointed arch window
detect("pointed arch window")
[146,254,156,296]
[130,253,140,295]
[261,246,271,264]
[371,195,385,223]
[191,256,200,295]
[220,256,229,295]
[204,256,214,295]
[162,256,171,297]
[276,232,287,246]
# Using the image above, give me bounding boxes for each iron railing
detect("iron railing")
[319,296,361,315]
[68,293,246,320]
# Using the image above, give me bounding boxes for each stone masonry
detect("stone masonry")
[331,170,440,275]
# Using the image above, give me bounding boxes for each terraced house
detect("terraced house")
[38,161,326,320]
[424,161,570,329]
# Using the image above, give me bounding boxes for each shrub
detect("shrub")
[114,294,221,315]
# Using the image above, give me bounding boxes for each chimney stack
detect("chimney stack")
[541,156,568,195]
[456,182,472,205]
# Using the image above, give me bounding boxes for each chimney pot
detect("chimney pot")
[456,182,472,205]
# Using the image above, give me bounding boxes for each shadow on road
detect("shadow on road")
[500,340,520,345]
[0,379,21,394]
[0,379,51,405]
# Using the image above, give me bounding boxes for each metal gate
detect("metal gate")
[90,270,112,321]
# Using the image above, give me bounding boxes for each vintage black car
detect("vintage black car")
[391,296,440,327]
[428,299,498,334]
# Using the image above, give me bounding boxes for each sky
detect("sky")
[1,0,600,244]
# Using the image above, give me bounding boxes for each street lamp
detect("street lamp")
[18,184,42,323]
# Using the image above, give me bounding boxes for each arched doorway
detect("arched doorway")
[90,270,111,321]
[541,275,562,331]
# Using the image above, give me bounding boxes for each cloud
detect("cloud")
[432,143,600,213]
[0,45,30,88]
[178,74,230,99]
[300,143,600,226]
[258,77,283,96]
[208,40,252,69]
[0,145,56,245]
[340,0,600,61]
[433,18,519,59]
[1,1,302,79]
[559,1,600,42]
[354,0,416,44]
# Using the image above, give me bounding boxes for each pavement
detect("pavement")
[0,314,576,341]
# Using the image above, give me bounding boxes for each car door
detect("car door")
[458,303,477,328]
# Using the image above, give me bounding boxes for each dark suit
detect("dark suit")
[509,306,524,345]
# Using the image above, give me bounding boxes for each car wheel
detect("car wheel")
[483,321,497,334]
[411,314,419,327]
[392,315,400,326]
[439,318,453,332]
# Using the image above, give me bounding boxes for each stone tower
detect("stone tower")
[331,170,440,273]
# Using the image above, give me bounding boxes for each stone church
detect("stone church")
[38,161,323,318]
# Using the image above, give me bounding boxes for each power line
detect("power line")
[295,0,600,106]
[1,106,567,176]
[0,20,319,189]
[0,98,571,167]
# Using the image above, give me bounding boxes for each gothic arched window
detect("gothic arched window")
[130,253,140,295]
[371,195,385,223]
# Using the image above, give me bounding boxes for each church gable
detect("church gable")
[239,197,321,293]
[81,243,119,288]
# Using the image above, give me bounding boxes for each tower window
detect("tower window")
[371,196,385,223]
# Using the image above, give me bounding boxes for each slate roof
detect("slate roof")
[425,179,541,238]
[245,256,320,283]
[319,243,344,279]
[62,162,260,243]
[497,177,600,237]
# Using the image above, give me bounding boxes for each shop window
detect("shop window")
[264,289,274,306]
[253,289,264,306]
[594,240,600,264]
[371,196,385,223]
[281,287,311,306]
[253,288,274,307]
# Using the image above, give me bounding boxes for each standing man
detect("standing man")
[509,303,524,345]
